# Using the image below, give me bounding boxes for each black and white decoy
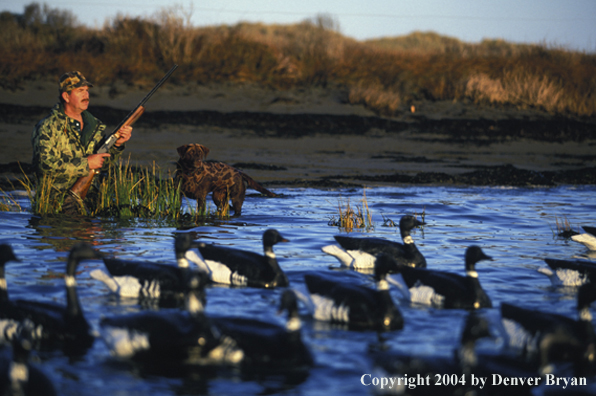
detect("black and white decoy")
[99,271,243,366]
[0,243,101,356]
[322,215,426,270]
[303,256,403,331]
[187,229,290,288]
[210,289,313,371]
[389,246,493,309]
[500,282,596,375]
[90,233,199,301]
[571,226,596,251]
[538,258,596,287]
[0,320,58,396]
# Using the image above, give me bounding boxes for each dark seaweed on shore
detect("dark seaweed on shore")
[2,104,596,143]
[323,164,596,187]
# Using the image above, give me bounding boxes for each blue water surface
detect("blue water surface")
[1,185,595,395]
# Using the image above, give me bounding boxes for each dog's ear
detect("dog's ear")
[177,144,190,158]
[200,145,210,159]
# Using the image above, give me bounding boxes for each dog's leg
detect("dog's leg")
[229,182,246,217]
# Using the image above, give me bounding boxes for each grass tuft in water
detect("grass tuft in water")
[328,189,374,232]
[552,215,579,239]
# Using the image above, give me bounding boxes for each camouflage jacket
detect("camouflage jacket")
[31,103,124,193]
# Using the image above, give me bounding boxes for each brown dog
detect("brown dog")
[176,143,277,216]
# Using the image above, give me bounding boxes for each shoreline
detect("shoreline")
[1,81,595,190]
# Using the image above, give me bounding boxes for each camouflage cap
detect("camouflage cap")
[59,71,93,93]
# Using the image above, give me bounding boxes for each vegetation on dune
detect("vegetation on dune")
[1,2,595,118]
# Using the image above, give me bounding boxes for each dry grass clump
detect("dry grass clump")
[464,67,595,115]
[348,84,401,117]
[1,3,595,117]
[328,190,374,232]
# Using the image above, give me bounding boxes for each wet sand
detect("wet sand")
[1,80,595,189]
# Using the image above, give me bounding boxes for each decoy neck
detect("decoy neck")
[174,233,200,268]
[65,243,102,317]
[184,271,208,316]
[374,253,401,280]
[464,246,493,275]
[278,289,301,332]
[458,314,491,368]
[399,215,425,242]
[0,244,20,302]
[262,229,290,286]
[262,229,289,255]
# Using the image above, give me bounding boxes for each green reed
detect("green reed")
[91,158,183,219]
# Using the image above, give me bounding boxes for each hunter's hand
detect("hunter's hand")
[114,125,133,147]
[88,153,111,170]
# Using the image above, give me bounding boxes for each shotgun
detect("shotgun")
[68,64,178,202]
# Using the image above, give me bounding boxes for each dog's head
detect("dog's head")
[177,144,210,161]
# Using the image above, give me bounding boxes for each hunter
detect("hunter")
[31,71,132,215]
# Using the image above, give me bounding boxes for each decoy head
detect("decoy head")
[66,243,103,276]
[374,253,401,280]
[278,289,299,318]
[400,215,425,230]
[174,233,199,259]
[0,244,20,266]
[461,313,492,344]
[263,229,290,249]
[464,246,493,271]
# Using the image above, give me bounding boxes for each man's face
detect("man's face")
[63,86,90,113]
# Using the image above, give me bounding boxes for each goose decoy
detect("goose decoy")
[303,256,403,331]
[90,233,199,301]
[100,271,243,366]
[571,226,596,251]
[322,215,426,270]
[186,229,290,288]
[0,243,101,356]
[369,313,491,394]
[210,289,313,371]
[500,282,596,375]
[538,258,596,287]
[388,246,493,309]
[0,320,57,396]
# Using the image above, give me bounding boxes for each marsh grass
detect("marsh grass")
[0,187,21,212]
[329,189,374,232]
[1,4,595,117]
[0,158,232,221]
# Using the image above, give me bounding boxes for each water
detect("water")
[1,185,596,395]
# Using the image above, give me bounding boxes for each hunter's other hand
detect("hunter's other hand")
[115,125,133,147]
[88,153,111,170]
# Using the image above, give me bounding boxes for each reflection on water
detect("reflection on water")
[1,185,596,395]
[26,215,124,252]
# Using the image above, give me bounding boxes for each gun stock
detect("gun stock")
[67,65,177,205]
[69,106,145,202]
